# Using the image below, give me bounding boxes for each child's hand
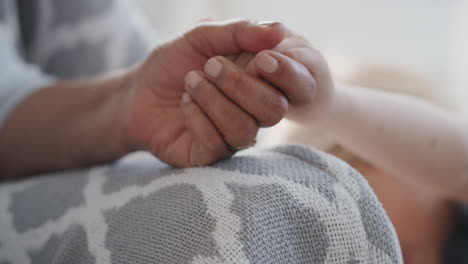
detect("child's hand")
[225,28,336,124]
[181,24,334,157]
[128,19,287,167]
[253,30,335,124]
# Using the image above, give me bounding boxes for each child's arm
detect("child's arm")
[323,85,468,201]
[194,27,468,201]
[245,30,468,201]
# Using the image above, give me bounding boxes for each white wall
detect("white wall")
[451,0,468,115]
[134,0,466,112]
[133,0,225,42]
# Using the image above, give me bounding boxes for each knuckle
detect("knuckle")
[191,23,212,36]
[239,119,259,146]
[190,25,203,35]
[225,118,258,147]
[292,68,317,105]
[185,26,206,46]
[261,95,288,127]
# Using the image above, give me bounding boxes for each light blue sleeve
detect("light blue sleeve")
[0,23,55,128]
[0,0,153,128]
[19,0,153,79]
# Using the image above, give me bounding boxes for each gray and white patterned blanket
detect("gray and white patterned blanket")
[0,0,151,126]
[0,2,402,263]
[0,145,402,264]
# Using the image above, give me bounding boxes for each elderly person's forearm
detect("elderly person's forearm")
[0,72,135,178]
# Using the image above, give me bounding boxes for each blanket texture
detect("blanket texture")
[0,145,402,264]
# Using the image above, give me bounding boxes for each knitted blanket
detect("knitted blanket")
[0,145,402,264]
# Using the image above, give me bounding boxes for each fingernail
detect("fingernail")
[257,53,278,73]
[258,21,280,27]
[182,92,191,103]
[185,71,203,89]
[204,58,223,79]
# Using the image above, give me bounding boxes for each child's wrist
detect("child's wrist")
[314,85,348,132]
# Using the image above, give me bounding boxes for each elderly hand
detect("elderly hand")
[186,25,336,139]
[124,19,288,167]
[251,28,336,124]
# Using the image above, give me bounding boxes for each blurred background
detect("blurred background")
[134,0,467,115]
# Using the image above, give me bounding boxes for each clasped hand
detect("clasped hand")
[123,19,334,167]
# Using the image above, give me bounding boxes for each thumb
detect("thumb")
[184,19,286,57]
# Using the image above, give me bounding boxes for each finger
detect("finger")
[184,71,258,148]
[233,52,256,69]
[203,56,288,127]
[282,47,334,101]
[254,50,317,106]
[180,93,232,166]
[226,52,256,72]
[184,19,286,57]
[273,34,311,53]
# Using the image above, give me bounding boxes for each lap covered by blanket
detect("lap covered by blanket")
[0,145,402,264]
